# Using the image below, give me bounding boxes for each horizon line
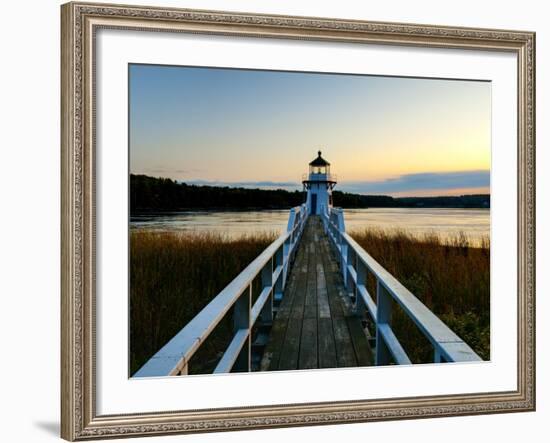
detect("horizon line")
[130,173,490,199]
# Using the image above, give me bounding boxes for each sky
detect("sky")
[129,64,491,197]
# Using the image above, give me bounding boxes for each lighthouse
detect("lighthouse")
[302,150,337,215]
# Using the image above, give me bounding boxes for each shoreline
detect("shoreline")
[131,206,491,216]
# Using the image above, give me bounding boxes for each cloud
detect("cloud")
[338,170,490,195]
[186,180,301,190]
[170,171,490,196]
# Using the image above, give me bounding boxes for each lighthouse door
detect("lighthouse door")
[310,194,317,214]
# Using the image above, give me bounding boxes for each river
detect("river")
[131,208,490,244]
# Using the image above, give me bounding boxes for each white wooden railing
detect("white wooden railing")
[135,204,308,377]
[321,206,481,365]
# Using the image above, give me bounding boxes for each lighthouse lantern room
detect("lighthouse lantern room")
[302,150,337,215]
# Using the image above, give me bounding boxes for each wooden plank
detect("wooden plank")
[260,318,287,371]
[277,317,302,370]
[297,218,319,369]
[304,237,317,320]
[275,272,297,319]
[315,220,358,367]
[260,242,304,371]
[346,316,374,367]
[275,221,310,370]
[298,317,318,369]
[318,318,337,368]
[264,216,376,372]
[332,317,358,367]
[317,263,331,319]
[272,242,303,319]
[304,278,317,312]
[326,288,345,318]
[288,295,305,319]
[303,303,317,319]
[320,241,346,320]
[314,223,341,369]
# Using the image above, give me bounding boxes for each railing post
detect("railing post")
[274,245,284,302]
[345,245,355,293]
[340,234,347,282]
[286,208,296,233]
[260,258,274,324]
[375,280,392,366]
[282,236,291,286]
[330,208,348,283]
[233,285,251,372]
[336,208,346,232]
[434,348,446,363]
[355,259,367,320]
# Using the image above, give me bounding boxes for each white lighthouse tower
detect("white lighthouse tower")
[302,150,337,215]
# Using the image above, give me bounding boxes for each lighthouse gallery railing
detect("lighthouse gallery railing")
[135,204,308,377]
[321,207,481,365]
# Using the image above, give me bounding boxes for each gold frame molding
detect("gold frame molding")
[61,2,536,440]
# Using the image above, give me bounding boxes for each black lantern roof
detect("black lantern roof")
[309,150,330,167]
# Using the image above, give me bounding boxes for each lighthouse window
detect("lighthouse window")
[309,164,329,175]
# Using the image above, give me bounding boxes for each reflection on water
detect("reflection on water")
[344,208,490,243]
[131,208,490,244]
[131,210,288,238]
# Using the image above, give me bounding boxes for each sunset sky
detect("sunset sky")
[129,64,490,197]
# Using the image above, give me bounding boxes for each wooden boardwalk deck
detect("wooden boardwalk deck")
[260,216,373,371]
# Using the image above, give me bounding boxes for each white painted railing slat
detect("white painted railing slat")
[251,286,272,325]
[214,329,250,374]
[356,284,377,319]
[378,323,412,365]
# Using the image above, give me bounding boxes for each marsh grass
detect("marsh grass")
[130,230,276,375]
[349,228,490,362]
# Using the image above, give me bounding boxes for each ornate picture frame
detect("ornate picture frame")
[61,1,535,440]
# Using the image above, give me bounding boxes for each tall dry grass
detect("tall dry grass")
[350,228,490,362]
[130,230,276,375]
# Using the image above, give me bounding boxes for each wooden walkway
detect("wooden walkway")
[260,216,373,371]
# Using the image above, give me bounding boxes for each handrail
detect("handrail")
[321,207,481,365]
[135,204,308,377]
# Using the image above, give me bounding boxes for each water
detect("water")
[131,210,289,237]
[131,208,490,244]
[344,208,490,244]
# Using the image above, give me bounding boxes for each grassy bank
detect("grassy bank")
[349,228,490,362]
[130,230,276,375]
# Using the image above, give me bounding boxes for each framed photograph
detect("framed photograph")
[61,1,535,440]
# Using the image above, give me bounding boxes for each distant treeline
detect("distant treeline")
[130,174,490,212]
